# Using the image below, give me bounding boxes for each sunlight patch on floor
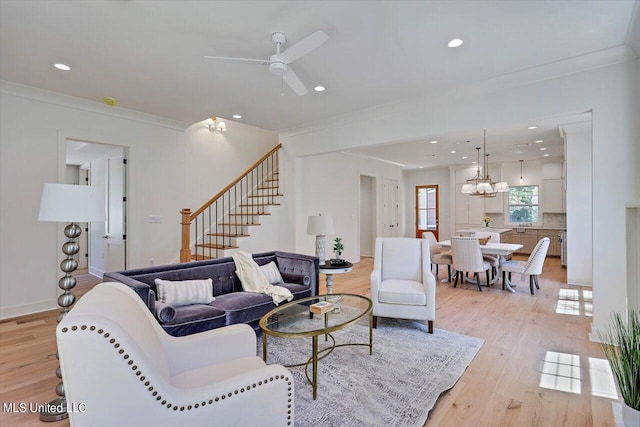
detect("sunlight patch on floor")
[539,351,582,394]
[588,357,619,399]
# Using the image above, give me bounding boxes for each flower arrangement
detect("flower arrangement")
[483,216,493,227]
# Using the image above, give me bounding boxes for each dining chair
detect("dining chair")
[501,237,550,295]
[450,236,491,292]
[480,232,501,278]
[422,231,453,281]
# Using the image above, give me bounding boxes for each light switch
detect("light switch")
[149,215,162,224]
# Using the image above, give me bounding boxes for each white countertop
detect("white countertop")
[457,227,513,234]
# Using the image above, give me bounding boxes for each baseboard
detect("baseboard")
[89,266,105,279]
[0,299,58,321]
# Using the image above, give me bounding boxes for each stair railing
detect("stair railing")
[180,143,282,262]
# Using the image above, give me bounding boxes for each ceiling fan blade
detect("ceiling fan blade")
[282,67,307,96]
[204,55,269,64]
[279,30,328,64]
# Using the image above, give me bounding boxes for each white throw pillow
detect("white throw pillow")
[259,261,284,285]
[154,278,214,306]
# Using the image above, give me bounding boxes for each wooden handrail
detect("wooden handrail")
[189,143,282,220]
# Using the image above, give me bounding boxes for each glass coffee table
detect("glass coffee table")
[259,293,372,400]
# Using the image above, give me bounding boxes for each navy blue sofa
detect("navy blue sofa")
[104,251,319,337]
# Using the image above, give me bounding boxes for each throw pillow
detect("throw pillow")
[154,278,214,306]
[155,301,176,323]
[259,261,284,285]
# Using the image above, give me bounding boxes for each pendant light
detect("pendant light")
[461,130,509,197]
[519,160,524,183]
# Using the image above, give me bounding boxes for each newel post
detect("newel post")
[180,208,192,263]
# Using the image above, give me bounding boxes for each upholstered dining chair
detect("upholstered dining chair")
[422,231,453,281]
[57,282,293,427]
[450,236,491,292]
[501,237,550,295]
[370,237,436,333]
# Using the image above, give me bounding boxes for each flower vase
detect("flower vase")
[335,251,343,260]
[622,403,639,427]
[484,223,489,228]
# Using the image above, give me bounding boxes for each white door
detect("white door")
[359,175,376,257]
[383,179,399,237]
[105,155,126,271]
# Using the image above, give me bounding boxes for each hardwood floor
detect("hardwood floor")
[0,259,617,426]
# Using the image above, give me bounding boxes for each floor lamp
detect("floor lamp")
[38,183,105,422]
[307,214,334,266]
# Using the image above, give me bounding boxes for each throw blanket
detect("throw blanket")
[232,251,293,305]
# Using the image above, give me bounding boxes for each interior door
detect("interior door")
[383,179,399,237]
[416,185,439,240]
[105,155,127,271]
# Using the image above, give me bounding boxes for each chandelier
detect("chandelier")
[460,130,509,197]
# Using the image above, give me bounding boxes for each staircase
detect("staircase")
[180,144,282,262]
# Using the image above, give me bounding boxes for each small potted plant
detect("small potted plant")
[600,310,639,426]
[482,216,493,228]
[333,237,344,260]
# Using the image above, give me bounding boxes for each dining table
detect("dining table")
[437,240,524,292]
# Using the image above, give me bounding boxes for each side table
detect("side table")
[318,261,353,294]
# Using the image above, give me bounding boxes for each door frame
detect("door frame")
[57,132,129,278]
[358,174,377,258]
[415,184,439,240]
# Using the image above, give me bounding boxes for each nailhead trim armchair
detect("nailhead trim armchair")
[57,282,293,426]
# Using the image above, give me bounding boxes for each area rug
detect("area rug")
[262,317,484,427]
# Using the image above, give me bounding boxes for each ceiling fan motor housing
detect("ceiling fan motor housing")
[269,56,287,75]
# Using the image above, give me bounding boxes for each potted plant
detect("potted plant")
[482,216,493,228]
[333,237,344,260]
[600,310,639,427]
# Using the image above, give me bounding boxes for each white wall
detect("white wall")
[403,167,452,240]
[282,58,640,337]
[0,82,281,318]
[293,152,403,263]
[563,122,593,286]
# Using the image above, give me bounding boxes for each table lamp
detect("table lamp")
[38,183,105,422]
[306,214,334,265]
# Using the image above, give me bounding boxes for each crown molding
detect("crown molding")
[0,80,188,131]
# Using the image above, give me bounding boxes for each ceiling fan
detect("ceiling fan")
[204,30,328,96]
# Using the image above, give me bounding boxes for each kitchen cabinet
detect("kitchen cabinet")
[537,230,562,257]
[506,228,562,256]
[455,183,484,225]
[540,179,565,212]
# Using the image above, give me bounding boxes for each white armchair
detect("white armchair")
[57,282,293,427]
[370,237,436,333]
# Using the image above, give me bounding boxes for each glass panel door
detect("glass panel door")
[416,185,439,239]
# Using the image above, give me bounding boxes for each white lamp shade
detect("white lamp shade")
[307,215,334,235]
[494,182,510,192]
[461,184,475,194]
[38,184,106,223]
[477,182,493,193]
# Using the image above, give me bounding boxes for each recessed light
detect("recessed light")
[313,86,326,92]
[543,154,550,157]
[448,38,463,48]
[430,140,438,144]
[462,156,468,159]
[450,150,456,154]
[419,166,424,169]
[232,114,242,119]
[535,140,543,143]
[540,147,547,151]
[527,126,537,130]
[472,161,477,164]
[54,63,70,71]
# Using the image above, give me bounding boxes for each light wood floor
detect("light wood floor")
[0,258,617,426]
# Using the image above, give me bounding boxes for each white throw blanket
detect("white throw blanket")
[231,251,293,305]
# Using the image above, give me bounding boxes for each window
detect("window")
[508,185,539,223]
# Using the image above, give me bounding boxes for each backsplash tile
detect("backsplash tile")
[484,212,566,228]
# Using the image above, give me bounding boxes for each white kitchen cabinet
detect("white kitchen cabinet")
[455,183,485,225]
[484,192,504,213]
[540,179,565,212]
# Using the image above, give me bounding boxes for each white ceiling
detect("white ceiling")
[1,1,637,167]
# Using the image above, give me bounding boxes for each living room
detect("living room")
[1,1,639,426]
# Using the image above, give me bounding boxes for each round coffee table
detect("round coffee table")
[259,294,372,400]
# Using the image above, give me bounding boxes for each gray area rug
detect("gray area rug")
[262,316,484,427]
